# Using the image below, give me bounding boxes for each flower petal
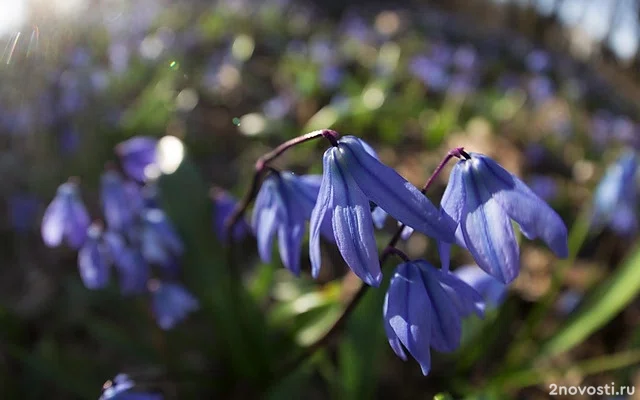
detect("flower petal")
[461,162,520,284]
[78,224,110,289]
[337,136,455,243]
[41,196,66,247]
[417,262,463,352]
[438,268,486,318]
[384,262,433,375]
[65,191,91,249]
[252,178,280,263]
[310,149,335,278]
[277,178,305,275]
[475,154,568,258]
[331,152,382,287]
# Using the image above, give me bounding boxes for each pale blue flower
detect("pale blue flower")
[310,136,455,286]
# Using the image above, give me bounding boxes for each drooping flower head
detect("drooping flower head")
[211,187,250,243]
[101,169,140,232]
[452,265,507,311]
[252,172,329,275]
[383,260,482,375]
[99,373,163,400]
[139,209,184,273]
[439,152,568,284]
[148,280,199,330]
[78,222,111,290]
[41,180,91,249]
[116,137,158,183]
[592,150,639,235]
[310,136,456,286]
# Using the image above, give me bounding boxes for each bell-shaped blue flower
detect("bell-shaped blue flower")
[99,373,163,400]
[439,152,568,284]
[310,136,456,286]
[41,181,91,249]
[140,209,183,273]
[78,222,110,289]
[104,232,150,295]
[383,260,482,375]
[149,280,199,330]
[211,187,250,243]
[453,265,507,311]
[116,137,158,183]
[592,150,639,235]
[252,171,330,275]
[101,170,138,231]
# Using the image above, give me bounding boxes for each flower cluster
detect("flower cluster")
[41,137,198,330]
[243,130,569,375]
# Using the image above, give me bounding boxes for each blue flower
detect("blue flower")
[41,181,91,249]
[383,260,482,375]
[78,222,111,290]
[310,136,456,286]
[104,232,150,295]
[140,209,183,272]
[592,150,639,235]
[252,172,329,275]
[149,281,199,330]
[101,170,138,231]
[452,265,507,311]
[439,152,568,284]
[116,137,158,183]
[99,373,163,400]
[211,187,250,243]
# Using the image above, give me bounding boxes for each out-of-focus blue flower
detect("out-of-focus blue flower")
[42,181,91,249]
[525,49,550,73]
[78,222,110,290]
[453,265,507,311]
[112,246,150,295]
[383,260,482,375]
[590,110,613,147]
[101,170,137,231]
[452,45,477,71]
[99,373,163,400]
[320,64,344,89]
[252,172,326,275]
[262,94,294,120]
[555,289,582,315]
[409,55,449,92]
[527,74,554,104]
[104,230,150,294]
[211,187,250,243]
[116,137,158,183]
[140,209,183,271]
[8,193,39,234]
[371,206,387,229]
[592,150,639,235]
[439,152,568,283]
[149,280,199,330]
[59,126,81,155]
[310,136,456,286]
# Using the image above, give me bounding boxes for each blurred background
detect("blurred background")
[1,0,640,398]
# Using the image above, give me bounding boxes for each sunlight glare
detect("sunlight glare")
[0,0,27,37]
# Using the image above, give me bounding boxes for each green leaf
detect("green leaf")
[158,156,274,386]
[542,245,640,356]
